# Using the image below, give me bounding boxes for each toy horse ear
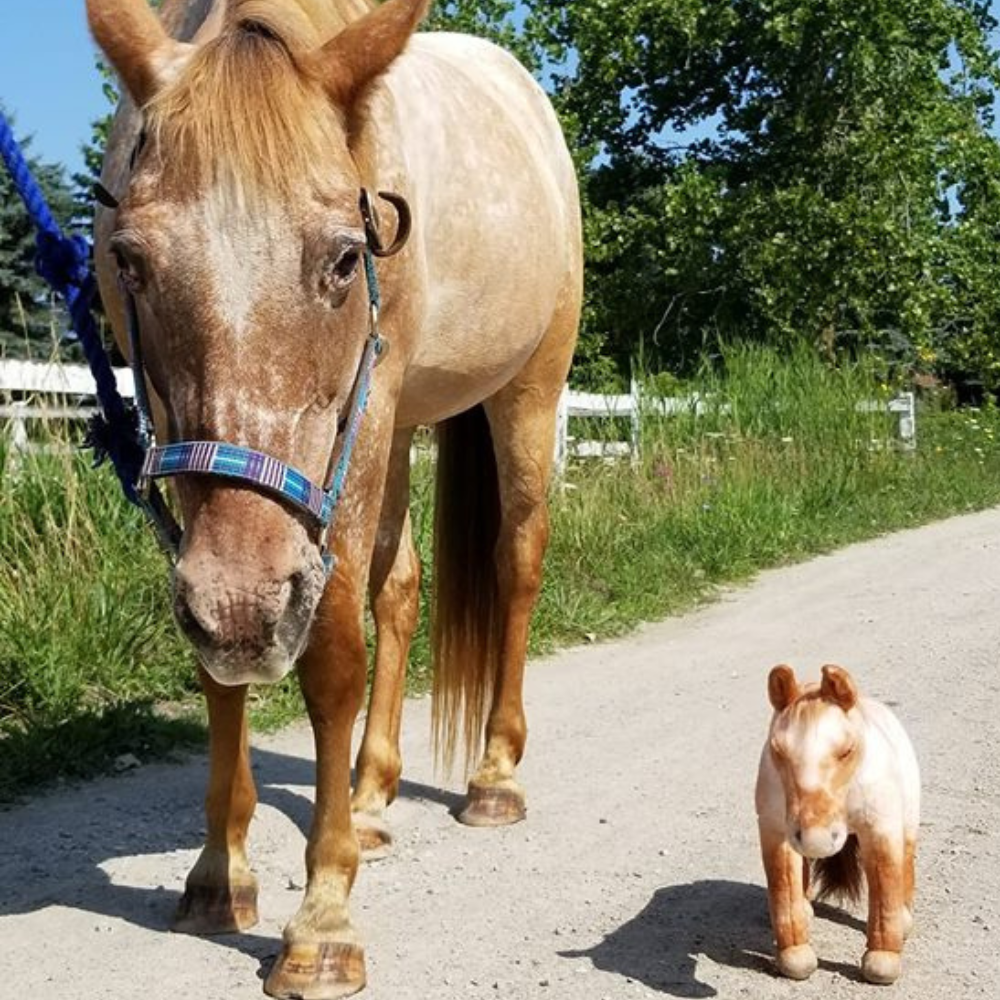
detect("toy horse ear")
[820,664,858,711]
[87,0,193,107]
[767,664,799,711]
[315,0,430,108]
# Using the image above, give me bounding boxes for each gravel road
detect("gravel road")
[2,508,999,999]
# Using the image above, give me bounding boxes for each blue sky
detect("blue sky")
[0,0,109,178]
[2,1,1000,181]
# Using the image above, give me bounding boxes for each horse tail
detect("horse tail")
[431,404,501,775]
[811,833,864,904]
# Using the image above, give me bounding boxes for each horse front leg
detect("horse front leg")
[353,429,420,858]
[860,832,908,984]
[264,578,368,1000]
[174,667,259,934]
[265,391,399,999]
[759,824,817,980]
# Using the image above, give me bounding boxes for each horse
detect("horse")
[755,664,921,985]
[86,1,582,995]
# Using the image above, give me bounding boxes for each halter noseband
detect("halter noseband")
[117,187,409,576]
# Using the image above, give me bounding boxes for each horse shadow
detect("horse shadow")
[0,742,462,975]
[560,880,868,996]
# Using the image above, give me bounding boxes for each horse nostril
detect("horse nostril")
[175,595,210,647]
[173,582,215,648]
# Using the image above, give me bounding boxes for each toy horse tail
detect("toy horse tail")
[431,403,502,775]
[811,833,864,904]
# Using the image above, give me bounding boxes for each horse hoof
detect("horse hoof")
[862,950,902,985]
[776,945,817,980]
[458,780,526,827]
[264,941,366,1000]
[353,812,394,861]
[172,881,259,935]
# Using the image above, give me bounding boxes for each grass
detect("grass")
[3,344,1000,799]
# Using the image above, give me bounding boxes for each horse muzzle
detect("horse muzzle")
[172,550,325,686]
[790,821,849,859]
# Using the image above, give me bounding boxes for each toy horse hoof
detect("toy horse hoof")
[776,945,818,980]
[264,941,367,1000]
[862,950,901,985]
[172,881,259,935]
[353,812,394,861]
[458,779,526,827]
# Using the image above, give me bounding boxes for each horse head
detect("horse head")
[765,663,865,858]
[87,0,429,685]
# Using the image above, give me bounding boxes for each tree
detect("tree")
[0,106,76,358]
[526,0,1000,391]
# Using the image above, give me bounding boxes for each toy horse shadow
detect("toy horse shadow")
[560,880,867,997]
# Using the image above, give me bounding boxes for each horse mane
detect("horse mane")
[145,0,375,202]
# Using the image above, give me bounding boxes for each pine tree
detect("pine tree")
[0,105,77,358]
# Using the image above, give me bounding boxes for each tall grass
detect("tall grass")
[0,440,202,797]
[3,345,1000,797]
[534,345,1000,645]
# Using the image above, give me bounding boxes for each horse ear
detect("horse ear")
[767,664,799,711]
[87,0,193,106]
[315,0,430,108]
[820,664,858,711]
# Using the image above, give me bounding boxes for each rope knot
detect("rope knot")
[35,230,92,293]
[84,408,146,503]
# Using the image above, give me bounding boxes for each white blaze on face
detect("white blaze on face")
[789,708,848,791]
[184,184,302,443]
[200,183,291,341]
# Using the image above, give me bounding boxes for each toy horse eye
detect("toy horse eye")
[836,743,856,760]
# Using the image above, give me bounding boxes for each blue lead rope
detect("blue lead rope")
[0,109,147,503]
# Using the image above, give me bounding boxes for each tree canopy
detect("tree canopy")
[519,0,1000,391]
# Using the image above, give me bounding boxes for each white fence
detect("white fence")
[1,360,917,469]
[555,382,916,473]
[0,359,135,454]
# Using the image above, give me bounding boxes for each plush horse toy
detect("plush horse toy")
[755,664,920,984]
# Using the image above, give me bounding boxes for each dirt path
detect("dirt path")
[3,509,1000,999]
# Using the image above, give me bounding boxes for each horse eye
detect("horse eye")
[836,743,856,761]
[330,249,360,285]
[111,246,144,293]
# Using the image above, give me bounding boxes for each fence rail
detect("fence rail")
[0,359,134,457]
[555,382,916,473]
[2,360,917,470]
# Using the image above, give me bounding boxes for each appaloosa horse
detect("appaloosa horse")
[87,0,581,994]
[756,664,921,985]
